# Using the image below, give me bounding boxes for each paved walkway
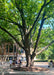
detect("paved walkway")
[0,68,54,75]
[0,62,54,75]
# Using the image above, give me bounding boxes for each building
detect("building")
[0,42,26,62]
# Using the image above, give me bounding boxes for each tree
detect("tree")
[0,0,54,67]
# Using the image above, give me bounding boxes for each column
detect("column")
[13,44,14,60]
[16,44,17,60]
[8,44,9,61]
[4,43,7,61]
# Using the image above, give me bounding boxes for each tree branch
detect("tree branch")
[45,0,53,6]
[34,11,46,52]
[0,26,24,49]
[27,0,53,36]
[31,10,46,59]
[15,0,26,35]
[0,17,22,29]
[44,0,46,5]
[8,18,22,28]
[19,29,24,45]
[36,40,54,55]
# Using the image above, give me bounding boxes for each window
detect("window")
[14,45,16,52]
[6,45,8,53]
[21,49,24,53]
[9,44,13,52]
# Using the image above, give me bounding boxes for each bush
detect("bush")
[34,59,48,62]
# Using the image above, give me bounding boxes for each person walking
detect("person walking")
[9,59,13,68]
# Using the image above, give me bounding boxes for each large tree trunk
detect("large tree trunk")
[25,50,35,67]
[25,52,34,67]
[24,35,31,67]
[25,51,31,67]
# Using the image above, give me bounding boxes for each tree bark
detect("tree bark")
[25,50,34,67]
[25,51,31,67]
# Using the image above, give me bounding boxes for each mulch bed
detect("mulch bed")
[11,66,49,72]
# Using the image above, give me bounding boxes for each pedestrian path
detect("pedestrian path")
[0,61,54,75]
[3,68,54,75]
[0,68,54,75]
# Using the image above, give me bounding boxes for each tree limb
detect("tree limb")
[45,0,53,6]
[44,0,46,5]
[19,28,24,45]
[8,18,22,28]
[15,0,26,35]
[34,11,46,52]
[36,40,54,55]
[0,26,24,49]
[31,10,46,59]
[27,0,53,36]
[0,17,22,29]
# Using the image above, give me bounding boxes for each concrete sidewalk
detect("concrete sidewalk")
[0,62,54,75]
[0,68,54,75]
